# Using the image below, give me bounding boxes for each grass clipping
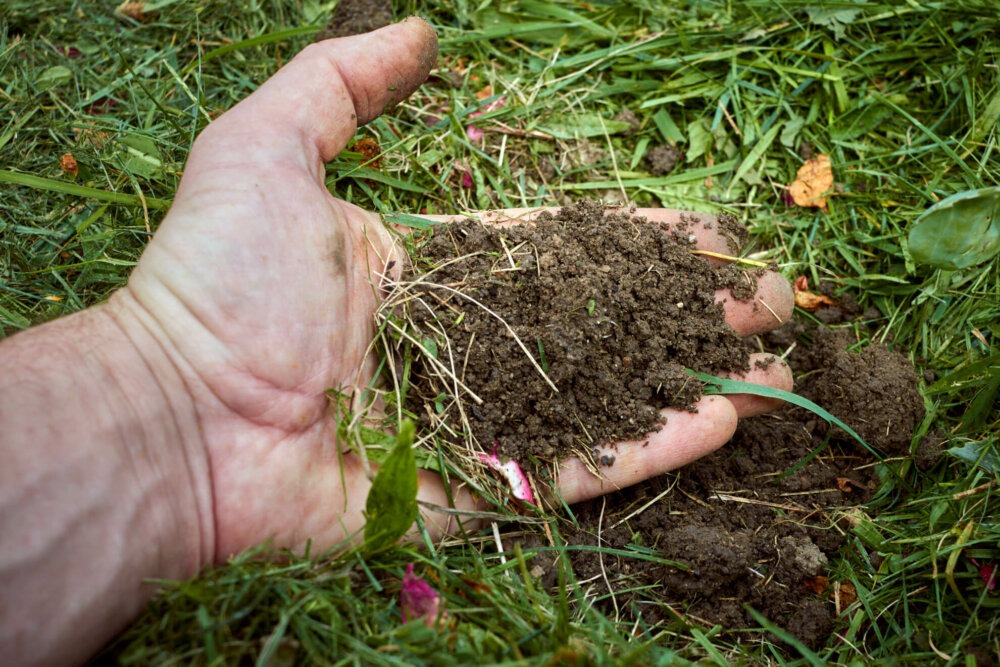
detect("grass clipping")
[376,201,759,503]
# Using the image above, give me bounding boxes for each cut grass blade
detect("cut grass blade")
[0,169,172,210]
[690,371,873,454]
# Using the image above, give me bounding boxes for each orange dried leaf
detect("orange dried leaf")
[795,290,836,311]
[59,153,78,177]
[475,84,493,100]
[789,153,833,210]
[837,582,858,607]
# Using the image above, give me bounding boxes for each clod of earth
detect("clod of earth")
[390,200,757,471]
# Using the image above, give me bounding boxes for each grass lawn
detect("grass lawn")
[2,0,998,664]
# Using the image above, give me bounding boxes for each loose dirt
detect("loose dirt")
[395,200,926,648]
[555,317,925,649]
[314,0,392,42]
[400,201,755,463]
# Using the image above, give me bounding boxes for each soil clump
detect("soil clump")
[400,200,755,463]
[549,302,927,650]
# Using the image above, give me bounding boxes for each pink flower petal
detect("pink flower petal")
[980,561,997,591]
[466,125,485,141]
[401,564,443,626]
[461,171,473,189]
[479,447,534,503]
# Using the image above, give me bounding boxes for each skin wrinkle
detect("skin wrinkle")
[106,300,216,569]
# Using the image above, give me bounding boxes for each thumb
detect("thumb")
[193,17,438,166]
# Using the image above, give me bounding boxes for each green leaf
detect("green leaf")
[652,109,684,143]
[36,65,72,90]
[382,212,441,230]
[806,7,861,40]
[908,187,1000,270]
[691,371,873,453]
[363,420,419,553]
[947,440,1000,475]
[535,113,634,139]
[118,134,164,180]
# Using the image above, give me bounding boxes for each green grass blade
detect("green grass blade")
[691,371,872,452]
[744,605,826,667]
[179,26,319,76]
[0,169,172,210]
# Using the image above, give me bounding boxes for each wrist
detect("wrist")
[101,289,216,576]
[0,296,214,665]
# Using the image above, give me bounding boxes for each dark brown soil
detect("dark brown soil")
[314,0,392,41]
[536,299,926,650]
[401,200,755,462]
[395,200,926,650]
[645,144,684,176]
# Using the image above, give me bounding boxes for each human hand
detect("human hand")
[108,19,793,563]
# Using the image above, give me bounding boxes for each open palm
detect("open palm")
[111,19,793,562]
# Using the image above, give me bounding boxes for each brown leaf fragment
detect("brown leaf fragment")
[59,152,78,177]
[836,582,858,608]
[116,2,152,22]
[793,275,836,311]
[789,153,833,210]
[804,575,830,595]
[836,477,868,493]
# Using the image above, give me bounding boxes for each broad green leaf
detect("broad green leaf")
[691,371,872,453]
[908,187,1000,270]
[363,420,419,553]
[36,65,72,91]
[806,7,861,40]
[535,113,634,139]
[119,134,164,180]
[947,440,1000,474]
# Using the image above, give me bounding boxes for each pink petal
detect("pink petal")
[461,171,473,189]
[479,448,534,503]
[466,125,485,141]
[401,564,443,626]
[980,562,997,591]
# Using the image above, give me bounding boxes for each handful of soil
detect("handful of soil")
[385,200,759,466]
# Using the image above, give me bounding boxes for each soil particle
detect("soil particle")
[714,212,750,254]
[401,200,752,462]
[314,0,392,41]
[613,108,641,134]
[913,431,947,470]
[645,144,683,175]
